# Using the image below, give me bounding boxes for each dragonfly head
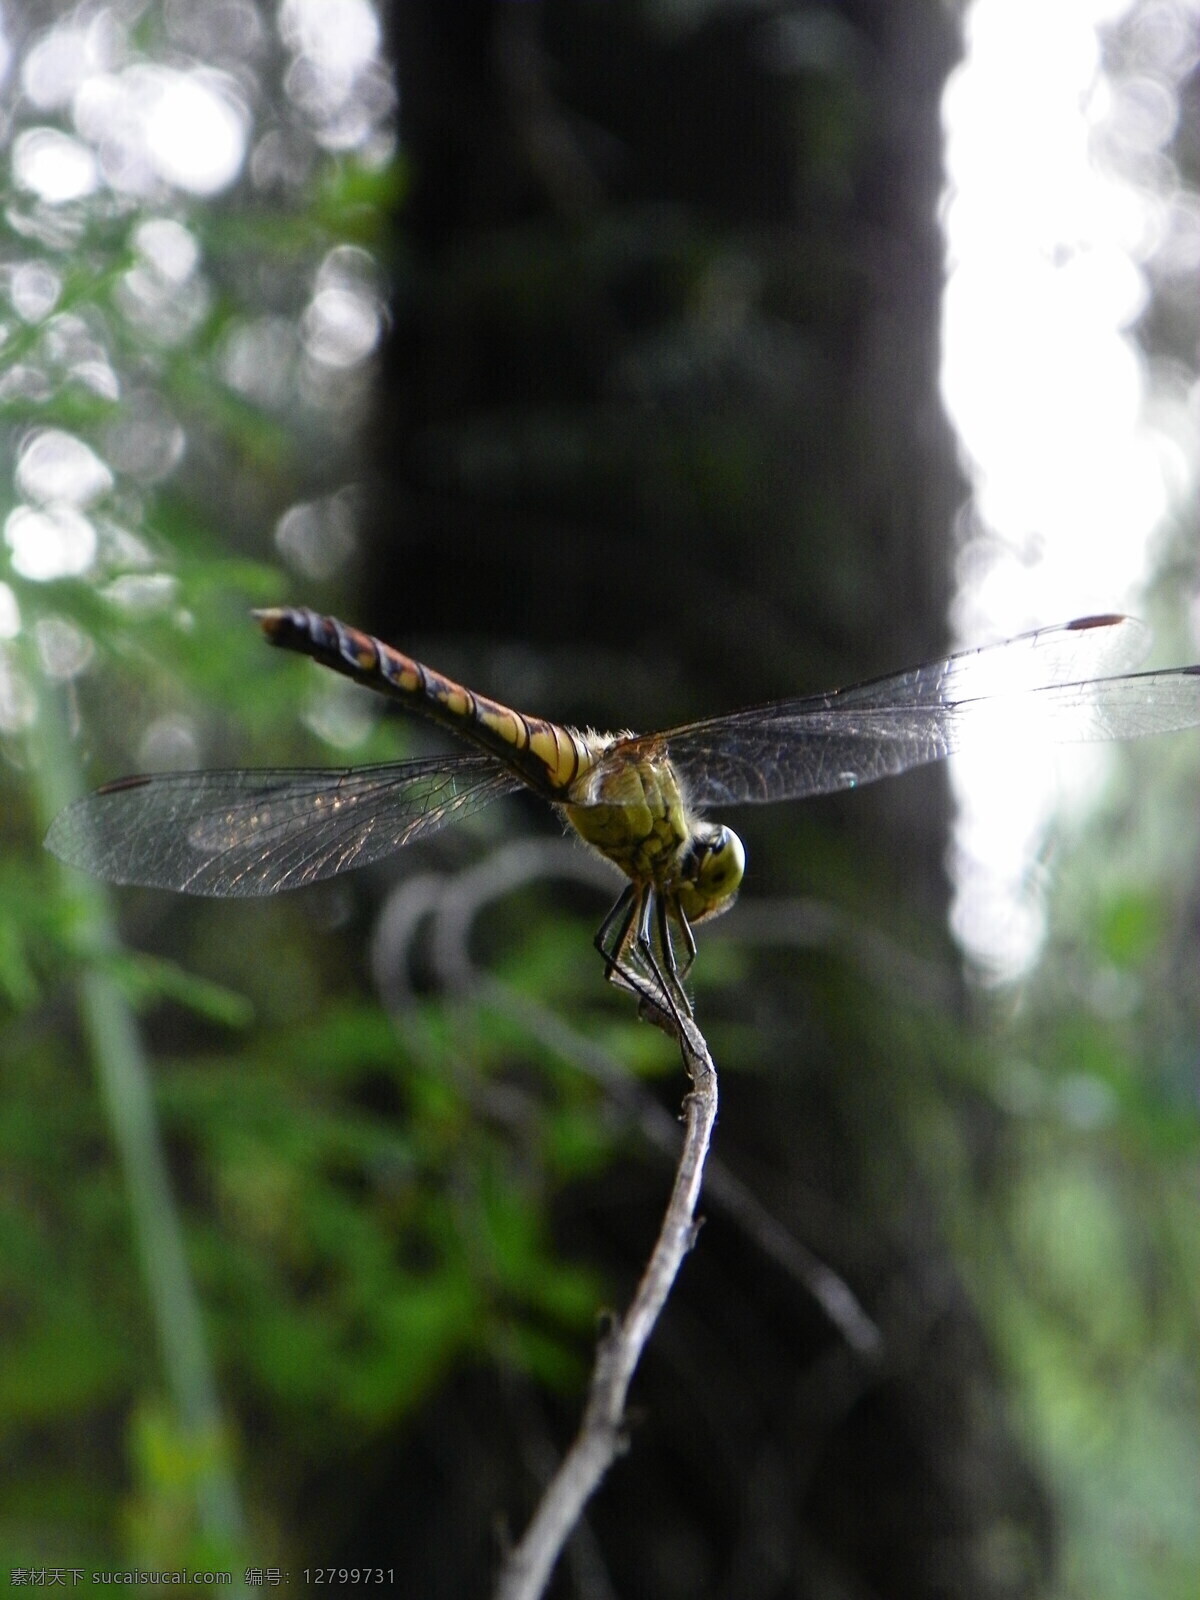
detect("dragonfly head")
[676,821,745,925]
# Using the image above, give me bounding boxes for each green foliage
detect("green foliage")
[949,839,1200,1600]
[147,996,608,1449]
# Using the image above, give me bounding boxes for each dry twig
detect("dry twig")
[493,1004,718,1600]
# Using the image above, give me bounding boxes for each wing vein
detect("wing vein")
[45,755,522,896]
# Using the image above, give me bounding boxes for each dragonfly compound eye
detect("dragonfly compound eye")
[677,824,746,924]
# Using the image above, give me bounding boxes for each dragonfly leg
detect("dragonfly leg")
[620,887,670,1009]
[603,887,689,1025]
[673,904,698,978]
[596,882,635,952]
[651,892,694,1023]
[595,884,690,1022]
[595,884,637,981]
[595,885,655,1003]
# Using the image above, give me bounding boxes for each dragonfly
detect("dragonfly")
[45,606,1200,1020]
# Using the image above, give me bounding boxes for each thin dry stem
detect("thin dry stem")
[493,1011,717,1600]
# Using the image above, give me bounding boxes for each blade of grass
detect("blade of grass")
[29,655,247,1574]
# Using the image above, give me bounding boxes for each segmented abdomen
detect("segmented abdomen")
[255,607,591,795]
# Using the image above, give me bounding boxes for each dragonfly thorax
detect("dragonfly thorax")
[564,743,744,920]
[564,741,691,882]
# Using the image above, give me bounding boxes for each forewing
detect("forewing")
[664,616,1200,807]
[45,755,522,896]
[833,612,1151,704]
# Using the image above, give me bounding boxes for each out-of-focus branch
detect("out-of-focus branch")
[371,838,883,1354]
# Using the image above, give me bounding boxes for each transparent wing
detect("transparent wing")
[662,615,1200,807]
[45,755,522,897]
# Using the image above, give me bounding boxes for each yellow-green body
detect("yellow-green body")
[54,605,1200,1022]
[565,739,687,886]
[256,609,745,997]
[564,736,744,928]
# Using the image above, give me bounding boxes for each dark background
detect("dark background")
[350,5,1042,1597]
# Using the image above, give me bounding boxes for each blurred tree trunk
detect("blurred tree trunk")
[337,2,1056,1595]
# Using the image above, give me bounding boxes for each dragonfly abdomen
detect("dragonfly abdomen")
[255,607,592,796]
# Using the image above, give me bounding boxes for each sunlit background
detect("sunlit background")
[0,0,389,737]
[942,0,1200,979]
